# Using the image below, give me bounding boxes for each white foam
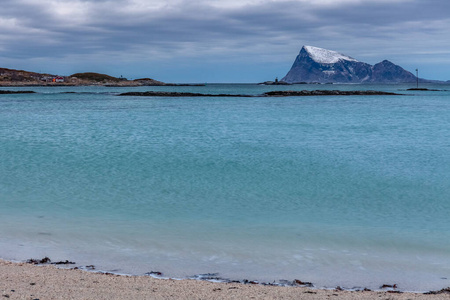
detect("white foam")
[304,46,358,64]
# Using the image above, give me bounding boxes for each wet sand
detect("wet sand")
[1,260,449,299]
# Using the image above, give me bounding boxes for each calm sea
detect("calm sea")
[1,84,449,291]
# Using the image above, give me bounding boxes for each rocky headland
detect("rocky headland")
[0,68,203,87]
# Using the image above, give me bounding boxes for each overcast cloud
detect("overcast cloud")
[1,0,449,82]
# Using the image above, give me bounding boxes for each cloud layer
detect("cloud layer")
[1,0,449,81]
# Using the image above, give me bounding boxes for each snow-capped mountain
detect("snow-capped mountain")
[281,46,418,84]
[302,46,358,64]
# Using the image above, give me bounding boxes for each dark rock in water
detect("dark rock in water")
[407,88,442,91]
[27,257,75,265]
[282,45,434,84]
[293,279,313,287]
[0,90,36,94]
[242,279,259,284]
[145,271,163,276]
[424,287,450,295]
[51,260,75,265]
[190,273,223,281]
[380,284,398,289]
[118,91,252,97]
[119,90,402,98]
[27,257,51,264]
[277,280,293,286]
[260,282,278,286]
[263,90,401,96]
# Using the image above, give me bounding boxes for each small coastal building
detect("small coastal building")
[53,76,65,83]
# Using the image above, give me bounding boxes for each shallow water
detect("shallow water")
[1,84,449,291]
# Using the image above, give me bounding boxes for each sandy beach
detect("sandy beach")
[1,259,449,300]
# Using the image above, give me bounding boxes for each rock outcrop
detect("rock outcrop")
[0,90,36,94]
[119,90,402,97]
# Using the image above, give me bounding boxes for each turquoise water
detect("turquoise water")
[1,84,449,291]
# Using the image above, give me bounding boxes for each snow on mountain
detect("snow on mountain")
[304,45,358,64]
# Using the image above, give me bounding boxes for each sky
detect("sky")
[1,0,449,83]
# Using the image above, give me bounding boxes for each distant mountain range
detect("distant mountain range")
[281,46,441,84]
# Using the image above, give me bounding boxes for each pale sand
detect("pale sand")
[1,260,449,300]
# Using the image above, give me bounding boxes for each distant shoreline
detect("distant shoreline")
[0,68,205,87]
[0,82,205,87]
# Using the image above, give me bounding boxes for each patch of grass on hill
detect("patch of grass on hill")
[70,72,120,82]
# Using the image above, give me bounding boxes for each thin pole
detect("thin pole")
[416,69,419,88]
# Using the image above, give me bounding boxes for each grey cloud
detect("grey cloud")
[1,0,449,80]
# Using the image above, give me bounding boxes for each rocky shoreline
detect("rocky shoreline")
[10,257,450,293]
[119,90,403,97]
[1,259,449,299]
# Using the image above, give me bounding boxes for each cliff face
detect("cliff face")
[281,46,418,84]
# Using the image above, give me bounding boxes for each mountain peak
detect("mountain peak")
[302,46,359,64]
[281,46,422,84]
[378,59,395,65]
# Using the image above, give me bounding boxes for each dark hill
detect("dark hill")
[70,72,120,82]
